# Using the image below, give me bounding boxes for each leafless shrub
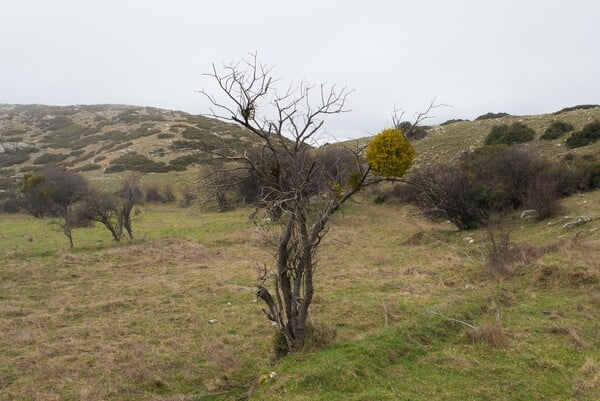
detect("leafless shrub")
[82,178,143,242]
[485,223,515,275]
[179,189,197,207]
[485,222,561,275]
[145,185,164,203]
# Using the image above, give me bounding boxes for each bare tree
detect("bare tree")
[201,54,414,352]
[83,178,143,243]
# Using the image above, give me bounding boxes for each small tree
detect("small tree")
[19,166,90,247]
[83,178,143,242]
[58,203,92,249]
[20,166,88,218]
[202,54,415,352]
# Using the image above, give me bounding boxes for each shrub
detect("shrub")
[157,132,175,139]
[541,121,574,140]
[396,121,430,141]
[179,189,197,207]
[409,163,495,230]
[4,135,24,142]
[144,185,164,203]
[170,154,204,168]
[484,122,535,145]
[0,177,20,213]
[565,120,600,149]
[162,184,176,203]
[441,118,468,126]
[471,146,561,211]
[181,127,205,140]
[475,112,510,121]
[77,164,102,172]
[19,166,88,217]
[70,149,86,157]
[104,164,126,173]
[1,128,26,138]
[408,146,564,229]
[566,155,600,190]
[554,104,599,114]
[124,124,161,140]
[115,109,144,123]
[170,140,205,151]
[0,146,38,168]
[33,153,69,165]
[38,116,73,131]
[107,152,166,173]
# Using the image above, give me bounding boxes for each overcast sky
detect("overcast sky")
[1,0,599,139]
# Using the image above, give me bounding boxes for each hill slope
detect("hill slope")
[0,104,262,175]
[2,104,599,177]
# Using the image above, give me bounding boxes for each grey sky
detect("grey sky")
[1,0,599,139]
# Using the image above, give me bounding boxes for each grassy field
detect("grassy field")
[1,187,599,400]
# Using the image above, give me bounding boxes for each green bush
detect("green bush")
[475,112,510,121]
[0,168,15,177]
[115,109,144,123]
[0,147,38,167]
[170,140,205,151]
[77,164,102,172]
[125,124,161,140]
[541,121,574,140]
[70,149,86,157]
[565,121,600,149]
[441,118,468,126]
[484,122,535,145]
[0,128,26,138]
[554,104,599,114]
[169,154,204,168]
[104,164,126,173]
[157,132,175,139]
[107,152,172,173]
[3,135,24,142]
[41,123,100,149]
[38,116,73,131]
[396,121,429,141]
[72,152,96,164]
[181,127,205,140]
[562,154,600,190]
[33,153,69,165]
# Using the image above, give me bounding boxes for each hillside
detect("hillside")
[339,106,600,169]
[413,106,600,167]
[2,104,600,179]
[0,104,262,175]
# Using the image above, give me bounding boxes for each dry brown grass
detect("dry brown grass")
[573,358,600,399]
[468,323,510,348]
